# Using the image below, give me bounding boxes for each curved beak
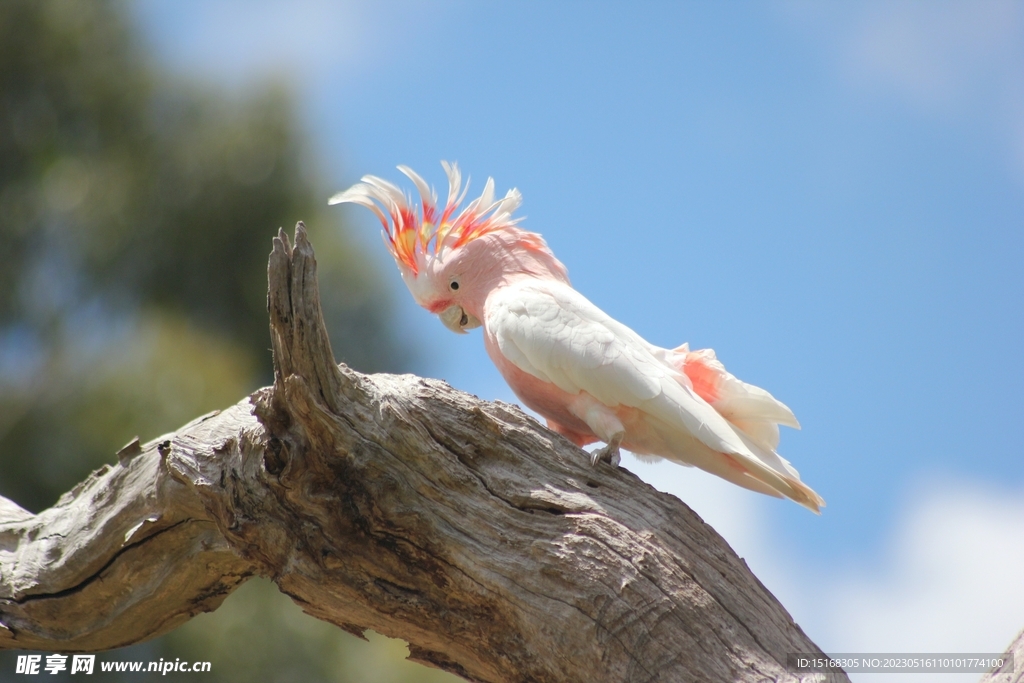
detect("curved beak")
[439,305,482,334]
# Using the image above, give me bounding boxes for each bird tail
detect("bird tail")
[656,344,825,513]
[670,346,799,449]
[726,436,826,514]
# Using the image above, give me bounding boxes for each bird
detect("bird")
[330,162,824,513]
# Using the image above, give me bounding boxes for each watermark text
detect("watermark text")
[15,654,211,675]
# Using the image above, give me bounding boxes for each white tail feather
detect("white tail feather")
[651,342,824,512]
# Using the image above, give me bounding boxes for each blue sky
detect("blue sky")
[134,1,1024,675]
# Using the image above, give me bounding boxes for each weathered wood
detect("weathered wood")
[980,629,1023,683]
[0,222,855,682]
[0,410,254,651]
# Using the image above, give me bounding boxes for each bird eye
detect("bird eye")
[450,281,460,290]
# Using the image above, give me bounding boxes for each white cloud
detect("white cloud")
[777,0,1023,103]
[770,480,1024,683]
[632,464,1024,683]
[842,1,1023,108]
[777,0,1024,179]
[132,0,442,89]
[826,482,1024,647]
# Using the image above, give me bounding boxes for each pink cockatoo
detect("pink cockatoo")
[330,162,824,513]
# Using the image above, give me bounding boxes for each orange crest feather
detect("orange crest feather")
[329,162,525,276]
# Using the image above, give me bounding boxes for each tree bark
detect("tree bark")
[979,629,1023,683]
[0,222,862,681]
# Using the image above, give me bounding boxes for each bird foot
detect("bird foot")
[589,433,623,467]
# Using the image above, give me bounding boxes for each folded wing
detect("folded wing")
[487,280,824,512]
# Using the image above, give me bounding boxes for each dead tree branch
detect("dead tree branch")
[979,629,1022,683]
[0,222,864,682]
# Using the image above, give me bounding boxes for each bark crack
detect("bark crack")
[12,520,193,605]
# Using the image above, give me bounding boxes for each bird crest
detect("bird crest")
[330,161,534,276]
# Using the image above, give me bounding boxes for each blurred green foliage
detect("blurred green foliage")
[170,579,460,683]
[0,1,455,681]
[0,0,404,511]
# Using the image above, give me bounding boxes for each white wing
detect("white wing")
[486,279,824,512]
[488,280,751,457]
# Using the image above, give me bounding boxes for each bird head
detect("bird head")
[330,162,568,334]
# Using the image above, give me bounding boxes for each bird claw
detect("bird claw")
[589,434,623,468]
